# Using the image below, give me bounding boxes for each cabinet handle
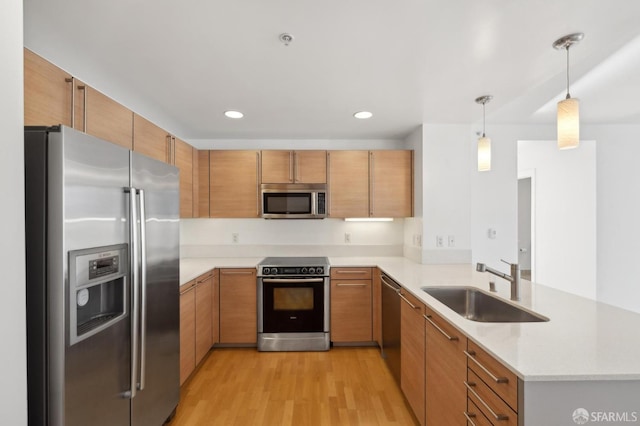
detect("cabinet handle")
[256,152,260,216]
[464,350,509,384]
[464,381,509,422]
[399,293,419,309]
[289,151,294,182]
[335,270,366,274]
[463,412,477,426]
[369,151,374,216]
[221,271,254,275]
[196,276,212,284]
[336,283,368,287]
[180,283,195,295]
[77,85,87,132]
[424,314,459,341]
[380,275,400,293]
[326,152,331,216]
[66,77,74,128]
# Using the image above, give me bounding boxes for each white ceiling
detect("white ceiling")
[23,0,640,140]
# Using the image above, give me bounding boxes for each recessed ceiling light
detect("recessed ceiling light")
[353,111,373,119]
[224,110,244,119]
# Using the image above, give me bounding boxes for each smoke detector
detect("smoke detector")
[279,33,294,46]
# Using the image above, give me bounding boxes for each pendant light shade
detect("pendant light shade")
[557,97,580,149]
[475,95,493,172]
[477,136,491,171]
[553,33,584,150]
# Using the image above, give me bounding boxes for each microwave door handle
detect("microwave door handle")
[311,191,316,216]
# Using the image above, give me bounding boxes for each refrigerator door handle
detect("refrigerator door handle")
[126,187,140,399]
[137,189,147,391]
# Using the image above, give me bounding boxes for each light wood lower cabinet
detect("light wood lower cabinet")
[180,270,214,385]
[179,283,196,386]
[212,269,220,344]
[400,290,426,426]
[372,268,382,346]
[465,340,519,426]
[219,268,257,344]
[424,305,467,425]
[330,267,373,343]
[194,272,213,365]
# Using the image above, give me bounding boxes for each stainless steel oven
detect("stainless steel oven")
[257,257,330,351]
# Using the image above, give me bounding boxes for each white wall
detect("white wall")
[1,0,27,422]
[518,140,597,300]
[586,124,640,313]
[470,124,555,276]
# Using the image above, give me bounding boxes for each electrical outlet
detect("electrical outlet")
[232,233,239,244]
[448,235,455,247]
[436,235,444,248]
[344,233,351,244]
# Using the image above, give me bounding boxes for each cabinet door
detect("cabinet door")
[261,150,292,183]
[370,150,413,217]
[400,290,425,425]
[330,278,372,342]
[24,48,73,127]
[195,274,213,365]
[210,151,260,218]
[219,269,257,344]
[73,83,133,149]
[294,151,327,183]
[174,137,194,218]
[425,306,467,426]
[192,148,199,218]
[372,268,382,347]
[197,151,210,217]
[212,270,220,344]
[327,151,369,218]
[179,284,196,385]
[133,113,170,164]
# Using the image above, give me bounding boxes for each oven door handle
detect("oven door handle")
[262,278,325,283]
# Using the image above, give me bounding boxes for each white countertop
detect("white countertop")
[180,255,640,382]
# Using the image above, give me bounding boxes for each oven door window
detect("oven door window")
[263,282,324,333]
[264,193,311,214]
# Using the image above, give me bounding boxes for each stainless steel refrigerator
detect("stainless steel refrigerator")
[25,125,180,426]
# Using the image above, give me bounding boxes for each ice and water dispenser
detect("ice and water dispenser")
[68,244,128,345]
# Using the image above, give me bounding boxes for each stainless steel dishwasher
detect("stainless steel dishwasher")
[380,273,401,386]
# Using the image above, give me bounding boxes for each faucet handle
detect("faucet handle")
[500,259,512,266]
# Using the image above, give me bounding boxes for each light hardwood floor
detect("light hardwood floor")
[170,347,419,426]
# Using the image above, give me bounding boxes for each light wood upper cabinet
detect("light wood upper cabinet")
[370,150,413,217]
[192,148,199,218]
[73,81,133,150]
[24,48,74,127]
[174,137,194,218]
[219,268,257,344]
[261,150,327,184]
[133,113,171,164]
[327,150,369,218]
[197,150,210,217]
[210,150,260,218]
[400,290,426,426]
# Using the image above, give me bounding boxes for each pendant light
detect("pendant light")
[475,95,493,172]
[553,33,584,150]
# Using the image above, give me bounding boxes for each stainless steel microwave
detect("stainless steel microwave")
[261,183,327,219]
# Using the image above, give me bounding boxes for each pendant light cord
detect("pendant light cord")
[566,46,571,99]
[482,101,486,138]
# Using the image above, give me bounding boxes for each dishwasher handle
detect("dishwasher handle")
[380,274,401,294]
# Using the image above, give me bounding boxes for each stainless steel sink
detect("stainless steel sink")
[421,286,549,323]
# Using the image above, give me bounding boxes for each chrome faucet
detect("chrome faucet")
[476,260,521,301]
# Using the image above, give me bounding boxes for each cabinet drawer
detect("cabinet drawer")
[466,398,494,426]
[330,267,372,280]
[466,340,518,411]
[466,369,517,426]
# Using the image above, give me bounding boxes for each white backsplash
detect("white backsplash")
[180,218,405,258]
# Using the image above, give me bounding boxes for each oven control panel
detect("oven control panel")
[259,266,327,277]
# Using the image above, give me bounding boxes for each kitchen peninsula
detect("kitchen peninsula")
[181,256,640,425]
